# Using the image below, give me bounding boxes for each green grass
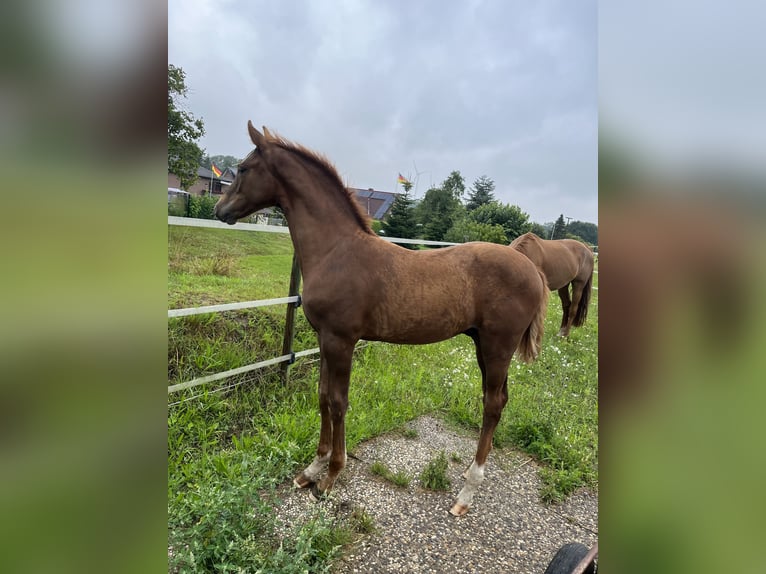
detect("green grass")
[369,461,412,488]
[168,226,598,571]
[168,226,294,308]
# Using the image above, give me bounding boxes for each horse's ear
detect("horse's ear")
[262,126,273,138]
[248,121,266,147]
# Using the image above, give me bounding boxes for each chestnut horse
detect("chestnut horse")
[510,232,594,337]
[215,122,549,515]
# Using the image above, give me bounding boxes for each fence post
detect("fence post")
[280,252,302,384]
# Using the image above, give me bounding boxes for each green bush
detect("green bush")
[188,194,218,219]
[168,194,189,216]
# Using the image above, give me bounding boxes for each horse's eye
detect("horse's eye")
[238,167,248,175]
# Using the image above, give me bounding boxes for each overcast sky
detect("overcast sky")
[169,0,597,224]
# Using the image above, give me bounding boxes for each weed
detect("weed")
[369,460,388,477]
[402,427,419,439]
[450,452,462,464]
[389,470,412,488]
[349,506,376,534]
[420,451,451,491]
[370,460,411,488]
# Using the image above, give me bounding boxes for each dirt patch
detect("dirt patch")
[273,415,597,573]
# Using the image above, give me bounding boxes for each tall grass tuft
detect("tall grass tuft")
[419,451,451,491]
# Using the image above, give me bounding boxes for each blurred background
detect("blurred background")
[0,0,166,572]
[599,1,766,572]
[0,0,764,572]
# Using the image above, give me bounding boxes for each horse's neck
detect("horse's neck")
[278,176,367,277]
[520,238,545,266]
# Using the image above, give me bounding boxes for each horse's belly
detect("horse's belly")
[363,308,470,345]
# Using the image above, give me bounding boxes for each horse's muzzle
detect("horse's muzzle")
[214,203,237,225]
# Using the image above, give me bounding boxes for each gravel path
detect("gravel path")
[273,415,597,573]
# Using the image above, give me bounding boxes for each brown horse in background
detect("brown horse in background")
[215,122,549,516]
[511,232,594,337]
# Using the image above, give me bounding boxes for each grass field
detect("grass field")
[168,225,598,573]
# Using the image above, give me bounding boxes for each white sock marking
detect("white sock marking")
[455,461,485,508]
[303,451,332,482]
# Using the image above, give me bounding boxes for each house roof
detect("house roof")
[350,188,398,220]
[197,166,234,182]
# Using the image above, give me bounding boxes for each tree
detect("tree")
[566,220,598,245]
[381,182,419,249]
[465,175,496,211]
[441,170,466,201]
[415,186,464,241]
[551,214,568,240]
[469,201,531,243]
[168,65,205,190]
[444,218,507,244]
[528,222,548,238]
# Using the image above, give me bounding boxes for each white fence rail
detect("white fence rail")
[168,216,459,245]
[168,296,300,318]
[167,348,321,394]
[168,215,291,234]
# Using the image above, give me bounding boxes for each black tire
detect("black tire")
[543,542,596,574]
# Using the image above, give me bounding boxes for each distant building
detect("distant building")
[168,168,396,224]
[168,167,234,196]
[350,188,399,220]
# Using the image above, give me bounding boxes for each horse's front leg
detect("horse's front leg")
[294,357,333,489]
[304,334,355,500]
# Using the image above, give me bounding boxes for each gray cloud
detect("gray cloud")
[169,0,597,223]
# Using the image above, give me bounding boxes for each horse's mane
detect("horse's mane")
[264,131,374,235]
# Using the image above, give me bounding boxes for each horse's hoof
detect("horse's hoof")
[309,484,326,502]
[293,474,314,489]
[449,503,469,516]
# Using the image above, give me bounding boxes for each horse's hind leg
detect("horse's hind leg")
[462,330,487,480]
[451,336,515,516]
[557,286,572,337]
[564,280,585,337]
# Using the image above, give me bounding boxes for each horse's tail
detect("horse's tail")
[573,271,593,327]
[517,268,549,364]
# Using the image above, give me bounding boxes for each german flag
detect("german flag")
[211,163,222,178]
[397,173,410,185]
